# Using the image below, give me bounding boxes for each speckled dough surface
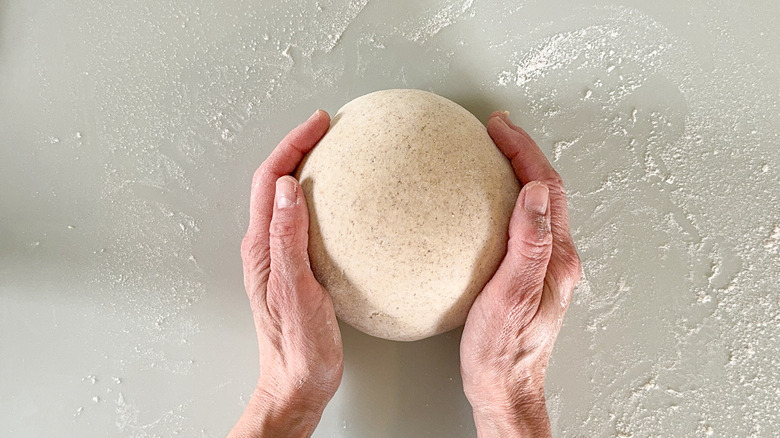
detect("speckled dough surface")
[296,89,519,341]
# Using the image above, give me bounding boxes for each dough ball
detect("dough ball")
[296,89,519,341]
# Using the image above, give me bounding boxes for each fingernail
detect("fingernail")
[500,111,518,129]
[524,182,548,215]
[276,177,297,209]
[492,115,511,131]
[307,109,322,122]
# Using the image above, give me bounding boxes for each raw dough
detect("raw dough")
[296,89,519,341]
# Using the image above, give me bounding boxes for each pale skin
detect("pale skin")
[229,110,581,438]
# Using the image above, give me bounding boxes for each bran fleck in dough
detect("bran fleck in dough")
[296,89,519,341]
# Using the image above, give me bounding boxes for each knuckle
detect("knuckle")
[270,219,307,258]
[507,249,552,283]
[550,171,564,188]
[570,251,583,280]
[511,230,553,261]
[241,234,268,262]
[240,234,253,252]
[270,218,299,244]
[545,172,565,195]
[252,165,272,188]
[550,243,582,304]
[251,167,263,186]
[241,234,257,257]
[560,242,582,280]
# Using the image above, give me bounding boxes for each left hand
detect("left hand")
[229,110,343,438]
[460,111,582,437]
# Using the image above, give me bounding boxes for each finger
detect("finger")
[242,110,330,298]
[488,111,538,150]
[487,112,568,241]
[484,181,553,329]
[487,113,557,187]
[268,176,313,281]
[266,176,322,320]
[487,112,581,306]
[248,110,331,244]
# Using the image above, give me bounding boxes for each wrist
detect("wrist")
[466,379,550,438]
[228,382,328,438]
[471,392,550,438]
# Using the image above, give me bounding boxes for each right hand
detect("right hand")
[460,112,582,437]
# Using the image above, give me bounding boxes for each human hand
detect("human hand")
[460,112,582,437]
[229,110,343,438]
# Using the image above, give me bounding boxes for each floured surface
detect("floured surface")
[0,0,778,436]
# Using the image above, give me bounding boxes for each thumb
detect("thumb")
[486,181,553,315]
[269,175,312,280]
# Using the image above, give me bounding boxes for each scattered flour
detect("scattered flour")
[20,0,778,436]
[487,5,780,436]
[764,224,780,255]
[398,0,476,43]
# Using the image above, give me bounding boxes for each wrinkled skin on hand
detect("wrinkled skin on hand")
[460,112,582,437]
[230,111,343,438]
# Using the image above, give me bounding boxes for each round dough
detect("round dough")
[296,89,519,341]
